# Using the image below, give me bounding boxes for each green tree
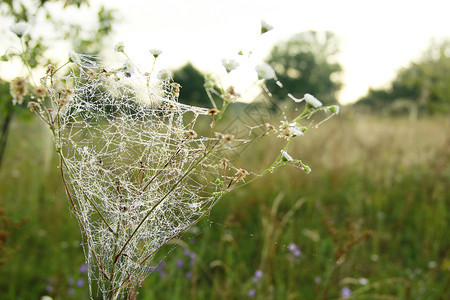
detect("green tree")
[266,30,342,105]
[172,62,211,107]
[0,0,116,168]
[356,39,450,115]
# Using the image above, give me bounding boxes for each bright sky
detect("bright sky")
[2,0,449,104]
[96,0,449,104]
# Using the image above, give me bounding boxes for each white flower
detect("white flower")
[10,21,28,37]
[40,296,53,300]
[304,93,322,108]
[289,123,304,137]
[114,42,125,52]
[358,278,369,285]
[69,50,81,64]
[261,20,273,34]
[123,60,134,74]
[149,49,162,58]
[157,68,172,82]
[221,58,239,73]
[255,63,275,80]
[281,150,293,162]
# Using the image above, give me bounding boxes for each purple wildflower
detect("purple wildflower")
[79,264,87,274]
[252,270,263,283]
[67,288,75,295]
[176,259,185,268]
[341,286,352,299]
[76,279,84,287]
[248,289,256,298]
[186,272,193,279]
[315,276,322,284]
[288,243,302,257]
[184,249,191,256]
[45,285,53,293]
[288,243,297,252]
[159,271,166,279]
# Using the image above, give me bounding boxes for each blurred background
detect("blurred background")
[0,0,449,299]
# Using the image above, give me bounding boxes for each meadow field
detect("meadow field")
[0,112,448,299]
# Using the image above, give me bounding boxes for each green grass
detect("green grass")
[0,114,449,299]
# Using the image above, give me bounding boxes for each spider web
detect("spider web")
[51,55,242,298]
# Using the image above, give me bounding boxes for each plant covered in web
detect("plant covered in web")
[8,20,339,299]
[32,53,254,298]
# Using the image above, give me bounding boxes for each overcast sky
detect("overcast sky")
[2,0,449,104]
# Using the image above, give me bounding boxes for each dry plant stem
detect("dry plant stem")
[20,39,36,86]
[83,191,115,234]
[59,154,111,280]
[140,146,183,193]
[111,192,223,297]
[113,149,213,264]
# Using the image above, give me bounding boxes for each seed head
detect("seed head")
[186,129,197,138]
[208,108,220,116]
[265,123,275,131]
[223,134,235,144]
[58,98,69,106]
[35,87,47,98]
[46,64,56,75]
[235,169,249,180]
[27,101,40,110]
[10,77,27,105]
